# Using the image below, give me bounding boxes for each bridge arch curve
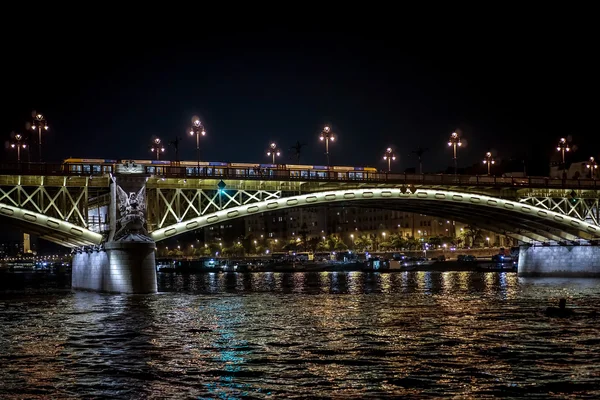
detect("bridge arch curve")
[0,203,102,248]
[150,189,600,243]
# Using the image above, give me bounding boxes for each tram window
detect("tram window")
[301,170,309,178]
[186,167,195,175]
[70,165,82,173]
[83,165,91,173]
[290,170,300,177]
[102,166,112,173]
[92,165,101,173]
[213,168,223,175]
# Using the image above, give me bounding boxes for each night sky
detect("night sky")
[4,32,599,175]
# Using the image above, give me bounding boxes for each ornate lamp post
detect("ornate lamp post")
[319,125,335,167]
[189,116,206,173]
[482,151,495,175]
[10,133,27,163]
[266,142,280,164]
[382,147,396,172]
[150,137,165,160]
[447,132,462,175]
[556,137,570,173]
[31,111,48,162]
[586,156,598,179]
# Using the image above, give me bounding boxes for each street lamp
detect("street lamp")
[189,116,206,173]
[447,132,462,175]
[10,133,27,163]
[319,125,335,167]
[586,156,598,179]
[150,137,165,160]
[556,137,570,172]
[31,111,48,162]
[482,151,495,175]
[382,147,396,172]
[266,142,281,164]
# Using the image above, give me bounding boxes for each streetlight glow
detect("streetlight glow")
[448,131,462,175]
[266,142,281,164]
[382,147,396,172]
[319,125,335,167]
[31,111,48,162]
[10,133,27,163]
[189,115,206,174]
[586,156,598,178]
[150,137,166,160]
[556,137,571,174]
[482,151,495,175]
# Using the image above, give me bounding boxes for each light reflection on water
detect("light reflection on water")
[0,271,599,399]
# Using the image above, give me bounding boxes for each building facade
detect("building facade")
[242,205,512,248]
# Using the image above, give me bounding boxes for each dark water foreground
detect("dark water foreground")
[1,271,599,399]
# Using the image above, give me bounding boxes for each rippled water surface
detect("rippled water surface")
[1,271,600,399]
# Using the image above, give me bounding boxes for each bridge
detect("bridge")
[1,161,599,293]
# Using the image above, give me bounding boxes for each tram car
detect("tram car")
[62,158,378,180]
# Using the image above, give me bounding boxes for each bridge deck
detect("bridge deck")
[0,163,598,190]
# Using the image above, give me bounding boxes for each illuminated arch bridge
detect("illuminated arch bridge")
[150,188,600,244]
[1,173,599,247]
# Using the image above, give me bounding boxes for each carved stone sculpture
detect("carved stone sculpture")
[114,185,152,241]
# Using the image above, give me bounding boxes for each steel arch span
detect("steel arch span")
[150,188,600,243]
[0,203,103,248]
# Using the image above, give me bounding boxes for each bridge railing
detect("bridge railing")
[0,163,598,189]
[0,163,108,176]
[151,166,598,189]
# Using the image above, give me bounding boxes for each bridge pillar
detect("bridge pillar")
[518,245,600,277]
[72,173,158,294]
[72,242,157,293]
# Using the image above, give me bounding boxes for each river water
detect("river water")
[1,271,599,399]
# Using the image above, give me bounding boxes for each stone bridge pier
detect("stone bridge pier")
[518,245,600,277]
[72,176,157,293]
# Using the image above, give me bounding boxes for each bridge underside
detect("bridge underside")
[150,189,600,243]
[353,201,580,243]
[0,205,102,248]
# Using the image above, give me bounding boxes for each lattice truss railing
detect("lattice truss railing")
[147,188,282,231]
[519,196,600,226]
[0,184,90,228]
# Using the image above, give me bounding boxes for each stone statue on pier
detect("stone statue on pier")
[114,185,152,242]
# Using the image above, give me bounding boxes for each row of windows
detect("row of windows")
[68,165,113,173]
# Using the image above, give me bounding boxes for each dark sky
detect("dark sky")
[3,31,599,175]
